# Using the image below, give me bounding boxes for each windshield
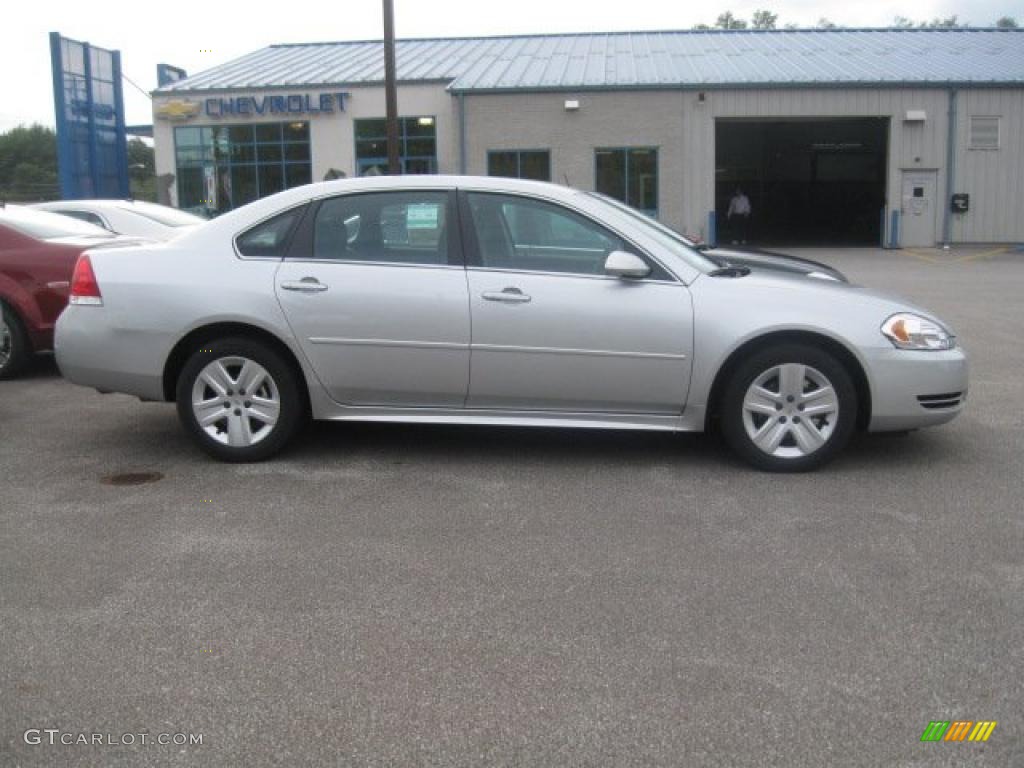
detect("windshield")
[123,201,205,227]
[584,192,717,272]
[0,206,113,240]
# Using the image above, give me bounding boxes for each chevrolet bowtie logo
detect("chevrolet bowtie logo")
[155,99,201,121]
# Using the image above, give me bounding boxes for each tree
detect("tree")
[996,16,1019,28]
[925,15,965,28]
[751,10,778,29]
[892,16,916,28]
[0,124,58,201]
[817,18,838,29]
[127,138,156,202]
[715,12,748,30]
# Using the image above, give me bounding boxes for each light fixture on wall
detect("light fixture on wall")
[564,99,580,111]
[417,116,435,126]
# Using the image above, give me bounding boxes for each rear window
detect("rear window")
[123,202,204,227]
[0,207,112,240]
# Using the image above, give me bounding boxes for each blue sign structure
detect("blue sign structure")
[49,32,130,200]
[157,63,187,87]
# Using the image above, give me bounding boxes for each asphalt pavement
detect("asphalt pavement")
[1,246,1022,766]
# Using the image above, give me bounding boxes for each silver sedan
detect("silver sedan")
[55,176,967,471]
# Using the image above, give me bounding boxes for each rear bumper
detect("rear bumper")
[55,306,167,401]
[864,346,969,432]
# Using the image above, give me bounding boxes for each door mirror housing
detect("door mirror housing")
[604,250,651,279]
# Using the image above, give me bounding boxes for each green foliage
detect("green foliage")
[127,138,157,202]
[817,18,838,29]
[0,124,58,201]
[996,17,1019,28]
[751,10,778,30]
[716,12,748,30]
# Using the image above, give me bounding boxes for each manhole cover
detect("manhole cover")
[100,472,164,487]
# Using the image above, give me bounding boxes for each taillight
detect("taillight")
[70,254,103,306]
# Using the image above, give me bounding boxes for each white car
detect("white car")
[30,200,204,242]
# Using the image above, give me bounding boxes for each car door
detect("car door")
[273,189,471,407]
[461,190,693,414]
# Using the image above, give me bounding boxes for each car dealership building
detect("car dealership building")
[152,28,1024,247]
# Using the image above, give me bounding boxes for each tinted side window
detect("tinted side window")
[466,193,626,276]
[236,208,302,257]
[313,192,450,265]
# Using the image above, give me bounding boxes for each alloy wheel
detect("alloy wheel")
[741,363,839,459]
[191,356,281,447]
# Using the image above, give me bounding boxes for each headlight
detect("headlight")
[881,313,955,350]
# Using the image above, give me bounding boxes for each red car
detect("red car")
[0,205,148,379]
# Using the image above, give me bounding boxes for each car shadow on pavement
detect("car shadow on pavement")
[289,419,729,469]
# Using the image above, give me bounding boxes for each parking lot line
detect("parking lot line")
[955,246,1010,264]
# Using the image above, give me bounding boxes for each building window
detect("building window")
[487,150,551,181]
[174,122,312,216]
[968,116,1000,150]
[354,117,437,176]
[595,147,659,217]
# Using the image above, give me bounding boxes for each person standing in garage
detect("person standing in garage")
[727,188,752,244]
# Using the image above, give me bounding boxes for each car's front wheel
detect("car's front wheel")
[720,344,857,472]
[175,337,304,462]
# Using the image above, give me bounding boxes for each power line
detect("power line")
[122,72,152,101]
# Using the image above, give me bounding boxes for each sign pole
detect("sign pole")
[383,0,401,175]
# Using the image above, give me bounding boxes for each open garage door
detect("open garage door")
[715,118,888,246]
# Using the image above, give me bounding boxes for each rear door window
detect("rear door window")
[311,191,452,266]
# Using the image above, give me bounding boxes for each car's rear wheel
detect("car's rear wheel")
[175,337,303,462]
[720,344,857,472]
[0,303,30,381]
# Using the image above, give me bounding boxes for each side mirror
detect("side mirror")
[604,250,651,279]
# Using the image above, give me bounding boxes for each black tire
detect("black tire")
[0,302,30,381]
[175,337,304,462]
[720,343,857,472]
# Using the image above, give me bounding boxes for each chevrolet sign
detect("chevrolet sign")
[155,100,202,121]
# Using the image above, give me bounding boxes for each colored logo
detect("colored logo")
[155,100,201,121]
[921,720,997,742]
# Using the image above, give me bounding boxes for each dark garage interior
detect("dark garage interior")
[715,118,889,246]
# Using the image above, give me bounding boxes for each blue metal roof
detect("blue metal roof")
[156,29,1024,94]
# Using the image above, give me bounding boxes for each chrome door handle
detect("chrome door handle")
[482,287,531,304]
[280,278,328,293]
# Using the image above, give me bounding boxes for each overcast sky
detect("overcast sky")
[2,0,1018,133]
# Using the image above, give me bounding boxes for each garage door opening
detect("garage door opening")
[715,118,888,246]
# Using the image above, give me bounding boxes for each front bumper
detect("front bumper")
[864,345,969,432]
[55,306,168,402]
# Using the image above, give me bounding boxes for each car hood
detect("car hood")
[696,265,951,332]
[701,246,848,283]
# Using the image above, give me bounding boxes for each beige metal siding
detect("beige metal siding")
[953,90,1024,242]
[463,91,689,235]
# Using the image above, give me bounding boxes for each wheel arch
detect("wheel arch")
[704,330,872,432]
[162,322,310,414]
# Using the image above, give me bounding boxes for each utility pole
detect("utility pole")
[382,0,401,175]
